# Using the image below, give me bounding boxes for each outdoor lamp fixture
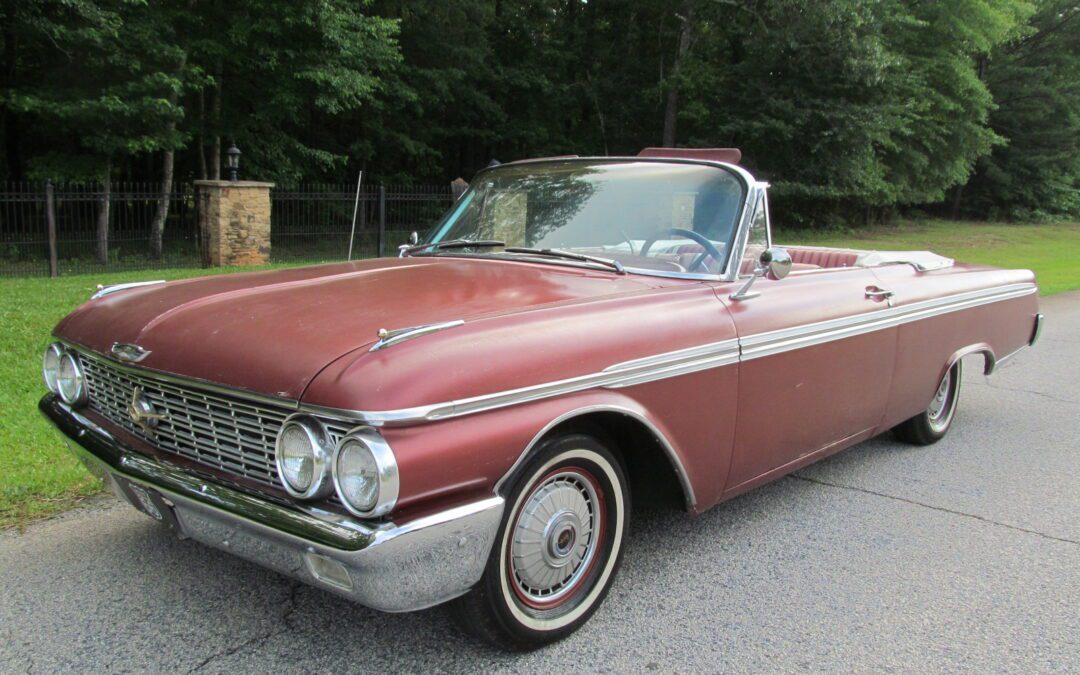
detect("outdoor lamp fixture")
[226,143,241,181]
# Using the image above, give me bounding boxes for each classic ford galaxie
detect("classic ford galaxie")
[39,148,1043,648]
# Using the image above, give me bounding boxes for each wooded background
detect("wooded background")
[1,0,1078,227]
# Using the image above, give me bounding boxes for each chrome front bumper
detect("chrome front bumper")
[39,394,504,613]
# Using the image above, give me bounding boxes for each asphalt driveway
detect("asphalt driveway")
[2,293,1077,673]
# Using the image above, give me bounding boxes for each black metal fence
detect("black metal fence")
[0,182,201,277]
[270,184,453,263]
[0,182,455,277]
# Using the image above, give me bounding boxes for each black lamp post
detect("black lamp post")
[226,143,241,181]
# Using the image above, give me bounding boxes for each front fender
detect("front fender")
[381,362,737,520]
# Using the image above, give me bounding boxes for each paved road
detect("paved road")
[2,294,1077,673]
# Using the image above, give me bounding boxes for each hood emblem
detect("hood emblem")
[128,387,167,434]
[112,342,151,363]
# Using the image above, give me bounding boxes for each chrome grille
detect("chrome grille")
[78,350,352,490]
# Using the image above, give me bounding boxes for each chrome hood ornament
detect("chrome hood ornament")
[371,320,465,352]
[111,342,151,363]
[91,279,166,300]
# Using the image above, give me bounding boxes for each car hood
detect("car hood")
[56,256,669,399]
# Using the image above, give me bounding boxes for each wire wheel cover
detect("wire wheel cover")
[509,469,603,608]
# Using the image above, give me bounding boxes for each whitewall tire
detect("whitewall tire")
[451,433,629,649]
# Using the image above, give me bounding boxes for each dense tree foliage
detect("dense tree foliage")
[1,0,1077,227]
[962,0,1080,219]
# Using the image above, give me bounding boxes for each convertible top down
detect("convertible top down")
[39,149,1042,648]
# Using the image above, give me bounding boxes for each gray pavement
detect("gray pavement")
[2,293,1077,673]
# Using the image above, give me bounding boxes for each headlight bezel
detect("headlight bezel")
[43,342,65,393]
[56,351,88,406]
[332,427,399,518]
[274,414,334,500]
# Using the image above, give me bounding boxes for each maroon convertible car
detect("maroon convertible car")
[39,148,1042,648]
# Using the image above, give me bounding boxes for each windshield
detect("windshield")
[423,160,747,276]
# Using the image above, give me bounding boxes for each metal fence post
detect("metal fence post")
[377,184,386,257]
[45,180,58,277]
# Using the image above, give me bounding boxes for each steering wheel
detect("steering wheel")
[639,228,724,273]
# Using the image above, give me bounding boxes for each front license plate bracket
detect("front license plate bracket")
[114,476,184,536]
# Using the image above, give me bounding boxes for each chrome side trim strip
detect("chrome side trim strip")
[493,404,697,509]
[316,284,1034,425]
[739,284,1036,361]
[91,280,166,300]
[380,339,739,424]
[63,283,1036,428]
[303,340,739,426]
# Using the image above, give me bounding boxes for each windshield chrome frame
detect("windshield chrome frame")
[423,157,761,283]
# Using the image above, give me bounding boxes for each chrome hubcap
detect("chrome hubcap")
[928,370,951,421]
[510,471,599,606]
[927,368,957,432]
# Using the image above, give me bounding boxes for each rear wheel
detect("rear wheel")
[893,360,963,445]
[451,433,629,649]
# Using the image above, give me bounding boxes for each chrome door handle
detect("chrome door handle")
[865,288,894,299]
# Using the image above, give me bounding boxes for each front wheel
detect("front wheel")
[892,360,963,445]
[451,433,630,649]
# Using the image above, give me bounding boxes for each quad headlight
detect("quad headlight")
[42,343,64,393]
[333,428,398,518]
[274,416,334,500]
[46,345,88,407]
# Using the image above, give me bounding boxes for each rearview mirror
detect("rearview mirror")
[730,247,792,301]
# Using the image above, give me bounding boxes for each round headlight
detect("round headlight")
[56,352,87,406]
[274,416,333,500]
[333,429,399,518]
[43,343,64,393]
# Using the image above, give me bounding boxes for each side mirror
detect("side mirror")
[760,247,792,280]
[399,232,421,258]
[730,247,792,301]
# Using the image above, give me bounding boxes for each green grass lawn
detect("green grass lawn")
[0,264,298,529]
[1,220,1076,529]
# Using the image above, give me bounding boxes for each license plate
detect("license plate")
[114,477,182,534]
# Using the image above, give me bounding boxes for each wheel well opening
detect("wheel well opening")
[541,411,690,512]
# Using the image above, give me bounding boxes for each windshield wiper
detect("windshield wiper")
[402,239,505,256]
[504,247,626,274]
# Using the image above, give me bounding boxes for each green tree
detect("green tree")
[960,0,1080,219]
[2,0,192,261]
[186,0,399,183]
[672,0,1033,225]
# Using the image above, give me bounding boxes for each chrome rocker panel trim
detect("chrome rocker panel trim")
[39,394,504,613]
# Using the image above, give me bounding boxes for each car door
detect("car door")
[716,190,898,496]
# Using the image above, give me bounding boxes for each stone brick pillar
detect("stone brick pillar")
[195,180,274,266]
